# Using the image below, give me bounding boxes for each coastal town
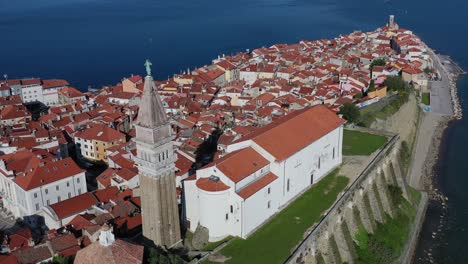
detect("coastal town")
[0,16,462,264]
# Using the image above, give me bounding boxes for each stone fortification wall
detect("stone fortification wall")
[285,135,413,264]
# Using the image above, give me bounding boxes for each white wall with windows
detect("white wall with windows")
[20,84,43,103]
[0,167,86,226]
[185,125,343,242]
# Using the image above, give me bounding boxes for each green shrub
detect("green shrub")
[353,186,417,264]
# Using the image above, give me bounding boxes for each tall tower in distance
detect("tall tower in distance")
[135,59,181,248]
[387,15,399,30]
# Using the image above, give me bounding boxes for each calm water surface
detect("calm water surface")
[1,0,468,262]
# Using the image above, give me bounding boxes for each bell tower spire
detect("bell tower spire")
[135,59,181,248]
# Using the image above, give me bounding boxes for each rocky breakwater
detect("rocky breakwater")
[448,72,463,120]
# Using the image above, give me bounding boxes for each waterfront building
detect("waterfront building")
[134,60,181,247]
[184,105,344,241]
[41,79,69,106]
[0,151,87,226]
[0,84,11,97]
[58,87,86,104]
[215,59,240,83]
[20,79,43,104]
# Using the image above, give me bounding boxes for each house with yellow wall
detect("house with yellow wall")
[368,86,387,99]
[74,123,126,162]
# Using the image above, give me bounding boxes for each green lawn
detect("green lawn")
[343,129,387,156]
[207,170,349,264]
[421,93,430,105]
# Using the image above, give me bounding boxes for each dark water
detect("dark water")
[1,0,468,262]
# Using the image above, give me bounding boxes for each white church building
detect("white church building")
[184,105,345,241]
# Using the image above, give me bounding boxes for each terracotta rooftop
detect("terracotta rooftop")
[42,79,69,89]
[74,123,125,143]
[196,177,230,192]
[59,87,84,98]
[12,245,52,264]
[74,239,144,264]
[236,105,344,161]
[215,147,269,183]
[94,186,119,203]
[49,193,98,219]
[237,172,278,199]
[14,157,84,191]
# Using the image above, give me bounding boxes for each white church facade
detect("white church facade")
[184,105,345,242]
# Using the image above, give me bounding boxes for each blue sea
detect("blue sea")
[1,0,468,262]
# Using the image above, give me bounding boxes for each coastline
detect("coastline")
[407,52,465,263]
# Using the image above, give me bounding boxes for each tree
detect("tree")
[423,67,432,75]
[367,80,376,92]
[339,103,360,124]
[384,76,406,92]
[369,58,386,71]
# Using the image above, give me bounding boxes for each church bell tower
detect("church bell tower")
[135,59,181,248]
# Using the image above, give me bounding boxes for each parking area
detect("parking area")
[429,53,454,116]
[430,80,453,116]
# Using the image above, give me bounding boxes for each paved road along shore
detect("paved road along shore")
[408,51,457,189]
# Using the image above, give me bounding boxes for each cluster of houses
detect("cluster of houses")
[0,16,435,262]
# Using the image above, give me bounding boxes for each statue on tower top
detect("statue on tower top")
[144,59,152,76]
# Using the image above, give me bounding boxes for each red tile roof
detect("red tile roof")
[12,245,52,264]
[68,214,95,230]
[48,233,79,255]
[42,79,69,89]
[49,193,98,219]
[93,186,119,203]
[126,214,142,230]
[0,105,29,121]
[20,79,41,86]
[0,255,20,264]
[59,87,84,98]
[114,168,138,181]
[74,123,125,143]
[8,228,33,252]
[237,105,344,161]
[127,75,142,84]
[215,147,269,183]
[196,177,230,192]
[237,172,278,199]
[74,239,144,264]
[14,157,84,191]
[97,168,114,188]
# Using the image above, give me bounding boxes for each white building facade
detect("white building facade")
[21,83,43,103]
[42,86,66,106]
[184,105,344,241]
[0,154,87,226]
